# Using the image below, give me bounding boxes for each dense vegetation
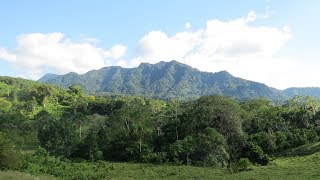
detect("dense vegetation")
[39,60,286,100]
[1,145,317,180]
[1,76,320,179]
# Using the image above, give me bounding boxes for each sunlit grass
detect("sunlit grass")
[19,150,320,179]
[0,171,56,180]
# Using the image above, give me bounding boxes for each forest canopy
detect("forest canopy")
[1,76,320,173]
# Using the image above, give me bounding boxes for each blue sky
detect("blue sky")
[0,0,320,89]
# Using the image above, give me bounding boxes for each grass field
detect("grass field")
[2,144,320,180]
[0,171,56,180]
[94,152,320,179]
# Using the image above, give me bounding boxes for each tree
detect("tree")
[286,96,320,115]
[68,85,84,96]
[32,85,52,107]
[195,127,229,167]
[181,95,246,161]
[72,128,102,161]
[169,135,196,165]
[103,99,154,161]
[71,96,90,140]
[242,142,270,165]
[0,98,12,113]
[37,111,78,157]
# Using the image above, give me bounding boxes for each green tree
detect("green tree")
[32,85,52,107]
[195,127,229,167]
[68,85,84,96]
[72,128,102,161]
[0,98,12,113]
[181,95,246,161]
[242,142,270,165]
[37,111,78,157]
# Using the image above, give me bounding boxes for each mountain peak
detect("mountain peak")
[215,70,233,77]
[38,73,59,82]
[154,60,193,69]
[138,62,152,68]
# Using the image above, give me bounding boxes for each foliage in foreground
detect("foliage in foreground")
[0,171,56,180]
[20,147,320,180]
[0,133,23,170]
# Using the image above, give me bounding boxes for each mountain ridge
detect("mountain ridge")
[283,87,320,98]
[38,60,320,100]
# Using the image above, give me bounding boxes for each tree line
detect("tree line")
[0,77,320,171]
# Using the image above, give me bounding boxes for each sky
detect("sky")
[0,0,320,89]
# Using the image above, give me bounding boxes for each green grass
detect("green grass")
[102,153,320,179]
[14,141,320,179]
[0,171,56,180]
[276,141,320,157]
[21,152,320,179]
[229,152,320,180]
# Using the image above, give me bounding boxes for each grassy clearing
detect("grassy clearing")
[7,141,320,180]
[230,152,320,180]
[98,153,320,179]
[0,171,56,180]
[20,152,320,180]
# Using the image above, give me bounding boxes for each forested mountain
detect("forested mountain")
[283,87,320,98]
[39,60,285,100]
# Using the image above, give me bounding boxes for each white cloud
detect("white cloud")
[136,30,201,63]
[0,48,16,62]
[104,44,127,59]
[244,11,257,22]
[129,11,293,89]
[0,33,127,79]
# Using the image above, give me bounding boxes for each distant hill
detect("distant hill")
[283,87,320,98]
[38,60,287,100]
[38,73,59,82]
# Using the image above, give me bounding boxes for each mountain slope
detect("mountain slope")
[38,73,59,82]
[284,87,320,98]
[39,60,286,100]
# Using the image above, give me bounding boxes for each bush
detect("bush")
[203,154,222,167]
[141,152,168,164]
[243,142,270,165]
[23,148,113,179]
[229,158,252,173]
[236,158,251,171]
[0,133,23,170]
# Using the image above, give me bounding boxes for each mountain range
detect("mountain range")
[39,60,320,100]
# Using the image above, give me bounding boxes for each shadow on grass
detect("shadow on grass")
[274,142,320,158]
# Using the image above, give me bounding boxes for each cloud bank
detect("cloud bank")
[0,11,300,89]
[0,33,126,79]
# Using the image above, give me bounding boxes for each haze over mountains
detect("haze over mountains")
[39,60,320,100]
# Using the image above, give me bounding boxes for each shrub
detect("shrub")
[236,158,251,171]
[0,133,23,170]
[141,152,168,164]
[243,142,270,165]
